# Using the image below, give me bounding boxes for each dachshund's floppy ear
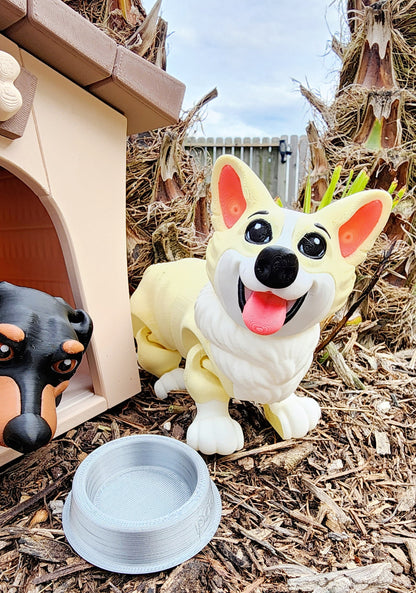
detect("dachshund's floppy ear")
[68,308,93,348]
[55,297,93,348]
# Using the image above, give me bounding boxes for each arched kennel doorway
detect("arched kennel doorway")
[0,166,74,306]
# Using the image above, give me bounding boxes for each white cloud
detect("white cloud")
[143,0,344,137]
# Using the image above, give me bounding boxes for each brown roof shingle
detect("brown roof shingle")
[0,0,185,133]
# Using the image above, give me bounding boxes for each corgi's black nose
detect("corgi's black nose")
[3,414,52,453]
[255,246,299,289]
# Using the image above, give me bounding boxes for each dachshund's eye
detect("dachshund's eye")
[298,233,327,259]
[245,219,272,244]
[52,359,78,374]
[0,343,13,361]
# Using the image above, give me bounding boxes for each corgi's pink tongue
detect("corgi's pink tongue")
[242,291,287,335]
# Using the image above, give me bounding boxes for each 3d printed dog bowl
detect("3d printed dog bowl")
[62,434,221,573]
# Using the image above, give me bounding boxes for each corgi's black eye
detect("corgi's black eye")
[298,233,327,259]
[245,219,272,244]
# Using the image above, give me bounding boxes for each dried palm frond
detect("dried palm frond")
[63,0,166,66]
[126,90,218,292]
[300,1,416,351]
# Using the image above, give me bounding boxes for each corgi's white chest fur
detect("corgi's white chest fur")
[195,283,320,404]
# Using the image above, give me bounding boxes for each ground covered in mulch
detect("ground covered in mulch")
[0,321,415,592]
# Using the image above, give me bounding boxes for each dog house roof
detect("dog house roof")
[0,0,185,134]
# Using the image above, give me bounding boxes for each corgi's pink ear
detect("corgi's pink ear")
[315,189,392,266]
[338,200,384,258]
[218,164,247,228]
[210,155,276,231]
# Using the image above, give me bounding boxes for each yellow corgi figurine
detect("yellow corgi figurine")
[131,155,392,455]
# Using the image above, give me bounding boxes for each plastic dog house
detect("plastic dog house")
[0,0,185,465]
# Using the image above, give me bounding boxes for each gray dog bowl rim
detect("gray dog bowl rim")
[62,434,222,573]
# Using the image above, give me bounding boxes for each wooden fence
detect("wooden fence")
[184,135,309,205]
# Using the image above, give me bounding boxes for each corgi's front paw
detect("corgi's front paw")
[186,400,244,455]
[154,368,186,399]
[264,394,321,439]
[187,417,244,455]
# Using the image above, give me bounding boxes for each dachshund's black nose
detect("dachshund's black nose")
[3,414,52,453]
[255,246,299,289]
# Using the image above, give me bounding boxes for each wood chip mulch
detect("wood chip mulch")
[0,326,415,592]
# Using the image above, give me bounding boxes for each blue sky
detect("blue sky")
[142,1,345,138]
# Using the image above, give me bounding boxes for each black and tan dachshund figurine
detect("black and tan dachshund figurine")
[0,282,92,453]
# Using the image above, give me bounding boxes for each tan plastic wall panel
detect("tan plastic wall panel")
[0,36,49,194]
[20,50,140,406]
[0,0,26,31]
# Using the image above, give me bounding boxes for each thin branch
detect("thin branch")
[0,472,74,527]
[315,241,397,353]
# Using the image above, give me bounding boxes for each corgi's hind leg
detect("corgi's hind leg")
[135,326,183,398]
[263,394,321,439]
[184,345,244,455]
[154,369,186,400]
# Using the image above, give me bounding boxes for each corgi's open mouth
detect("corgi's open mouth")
[238,278,307,335]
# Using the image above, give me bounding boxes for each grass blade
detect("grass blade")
[318,165,342,210]
[345,169,369,196]
[303,176,312,213]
